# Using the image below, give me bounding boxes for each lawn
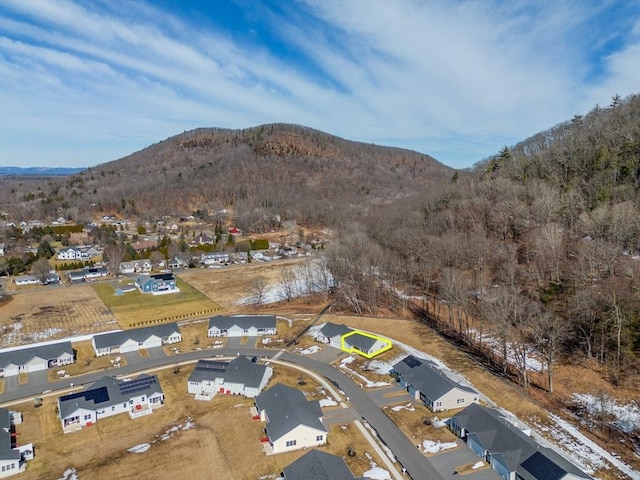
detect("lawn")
[46,340,127,382]
[15,362,388,480]
[92,278,223,328]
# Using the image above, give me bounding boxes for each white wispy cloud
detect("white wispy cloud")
[0,0,637,168]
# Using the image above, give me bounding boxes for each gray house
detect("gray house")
[255,383,328,454]
[92,323,182,357]
[207,315,277,338]
[187,356,273,400]
[0,342,75,377]
[449,403,592,480]
[58,374,164,433]
[282,449,366,480]
[391,355,478,411]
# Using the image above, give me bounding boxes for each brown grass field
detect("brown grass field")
[0,286,118,347]
[15,363,387,480]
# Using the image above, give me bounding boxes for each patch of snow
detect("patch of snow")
[339,361,390,388]
[432,417,448,429]
[128,443,151,453]
[472,461,484,469]
[363,466,391,480]
[319,397,338,407]
[299,345,321,355]
[571,393,640,434]
[391,403,415,412]
[422,440,457,454]
[341,356,356,365]
[182,420,195,430]
[261,337,272,345]
[57,468,78,480]
[541,412,639,478]
[367,359,393,375]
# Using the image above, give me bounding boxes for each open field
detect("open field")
[0,286,118,347]
[92,278,223,328]
[14,363,388,480]
[179,258,306,310]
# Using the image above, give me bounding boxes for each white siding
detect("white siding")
[0,459,21,478]
[271,424,326,454]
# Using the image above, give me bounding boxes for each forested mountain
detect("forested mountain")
[0,124,451,229]
[327,95,639,387]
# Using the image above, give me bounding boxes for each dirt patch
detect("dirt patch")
[0,286,118,347]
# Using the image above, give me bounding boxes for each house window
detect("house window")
[316,435,323,442]
[123,403,127,408]
[112,406,115,411]
[84,414,92,420]
[457,398,465,404]
[285,440,297,447]
[436,401,442,407]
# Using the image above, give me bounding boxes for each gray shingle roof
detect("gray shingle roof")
[344,332,377,351]
[283,449,356,480]
[452,404,591,480]
[207,315,276,331]
[58,374,163,419]
[188,356,268,388]
[255,383,326,442]
[92,323,180,350]
[0,408,20,462]
[0,341,74,369]
[318,322,352,339]
[392,355,477,401]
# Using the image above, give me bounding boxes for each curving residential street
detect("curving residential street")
[0,344,499,480]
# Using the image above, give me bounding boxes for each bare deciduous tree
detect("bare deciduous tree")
[248,276,269,305]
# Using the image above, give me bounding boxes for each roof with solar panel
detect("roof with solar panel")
[58,374,163,419]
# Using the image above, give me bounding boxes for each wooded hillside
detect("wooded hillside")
[327,95,639,389]
[0,124,451,229]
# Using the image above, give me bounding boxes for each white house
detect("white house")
[119,260,152,275]
[201,252,229,266]
[207,315,277,338]
[12,276,40,287]
[57,246,100,261]
[92,323,182,357]
[187,356,273,400]
[315,322,353,348]
[0,342,75,378]
[58,374,164,433]
[0,408,33,478]
[391,355,478,412]
[254,384,327,455]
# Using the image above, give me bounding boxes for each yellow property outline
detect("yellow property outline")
[340,330,392,358]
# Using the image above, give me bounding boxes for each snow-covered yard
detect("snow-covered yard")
[363,452,392,480]
[339,356,390,388]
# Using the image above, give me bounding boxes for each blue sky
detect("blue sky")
[0,0,638,170]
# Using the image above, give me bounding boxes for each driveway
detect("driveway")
[367,384,411,407]
[427,439,501,480]
[225,336,256,351]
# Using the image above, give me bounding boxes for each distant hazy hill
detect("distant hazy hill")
[0,123,452,227]
[0,166,86,176]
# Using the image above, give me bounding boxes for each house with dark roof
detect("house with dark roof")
[207,315,277,338]
[187,356,273,400]
[57,374,164,433]
[135,273,179,295]
[282,449,364,480]
[315,322,352,348]
[391,355,478,412]
[92,323,182,357]
[0,342,74,378]
[255,383,328,454]
[449,403,592,480]
[0,408,33,478]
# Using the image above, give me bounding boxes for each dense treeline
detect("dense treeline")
[328,95,640,387]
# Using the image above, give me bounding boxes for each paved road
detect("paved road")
[0,347,494,480]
